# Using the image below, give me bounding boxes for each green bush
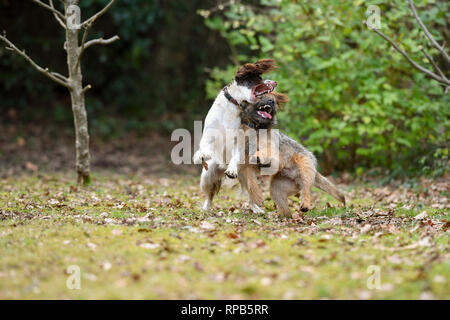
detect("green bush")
[203,0,449,176]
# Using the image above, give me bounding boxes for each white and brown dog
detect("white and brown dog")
[193,59,278,212]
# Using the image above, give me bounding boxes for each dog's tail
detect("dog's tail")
[314,173,346,205]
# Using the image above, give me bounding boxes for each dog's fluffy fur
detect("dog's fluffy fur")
[239,93,346,217]
[236,93,288,208]
[193,59,278,212]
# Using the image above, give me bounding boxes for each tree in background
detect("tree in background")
[367,0,449,94]
[202,0,449,177]
[0,0,230,137]
[0,0,119,184]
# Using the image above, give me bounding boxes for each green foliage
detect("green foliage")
[204,0,449,175]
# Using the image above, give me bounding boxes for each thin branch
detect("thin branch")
[76,0,118,67]
[81,0,115,28]
[76,23,92,69]
[408,0,450,64]
[83,36,120,50]
[367,24,450,87]
[51,71,69,82]
[77,35,120,69]
[48,0,66,29]
[81,84,92,95]
[421,49,448,81]
[31,0,65,20]
[0,34,70,88]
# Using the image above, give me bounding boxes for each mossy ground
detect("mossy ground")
[0,172,448,299]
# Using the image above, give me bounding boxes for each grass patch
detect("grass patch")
[0,173,448,299]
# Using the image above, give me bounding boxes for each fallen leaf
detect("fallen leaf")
[200,221,215,230]
[360,224,372,234]
[140,243,160,249]
[260,277,272,286]
[227,232,239,239]
[193,262,204,272]
[87,242,97,251]
[101,261,112,271]
[414,211,428,220]
[177,255,191,263]
[111,229,122,236]
[253,219,262,226]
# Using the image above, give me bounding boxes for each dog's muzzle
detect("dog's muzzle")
[251,80,277,101]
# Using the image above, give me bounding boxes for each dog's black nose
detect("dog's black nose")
[267,99,274,105]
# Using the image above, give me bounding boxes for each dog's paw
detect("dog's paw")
[225,168,238,179]
[250,203,265,214]
[300,203,313,212]
[193,150,212,164]
[202,199,211,211]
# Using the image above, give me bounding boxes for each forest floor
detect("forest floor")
[0,171,449,299]
[0,128,449,299]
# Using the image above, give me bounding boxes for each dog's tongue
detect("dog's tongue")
[258,111,272,119]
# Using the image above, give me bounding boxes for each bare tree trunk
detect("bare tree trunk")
[66,25,90,184]
[1,0,118,185]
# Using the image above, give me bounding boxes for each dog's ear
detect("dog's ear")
[235,59,278,79]
[254,59,278,74]
[272,92,289,109]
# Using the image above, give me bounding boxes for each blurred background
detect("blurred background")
[0,0,448,179]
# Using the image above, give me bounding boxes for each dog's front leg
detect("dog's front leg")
[224,126,246,179]
[225,145,240,179]
[193,132,214,165]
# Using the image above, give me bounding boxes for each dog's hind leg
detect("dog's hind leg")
[292,154,316,212]
[238,165,265,214]
[246,167,265,213]
[270,175,298,218]
[249,199,265,214]
[200,161,224,211]
[239,166,264,206]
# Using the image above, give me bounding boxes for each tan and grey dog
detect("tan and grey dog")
[238,93,346,217]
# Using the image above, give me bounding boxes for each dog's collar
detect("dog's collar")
[223,86,272,130]
[242,120,271,130]
[242,120,257,129]
[223,86,244,110]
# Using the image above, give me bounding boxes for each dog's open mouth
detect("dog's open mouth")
[251,80,277,101]
[257,104,273,119]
